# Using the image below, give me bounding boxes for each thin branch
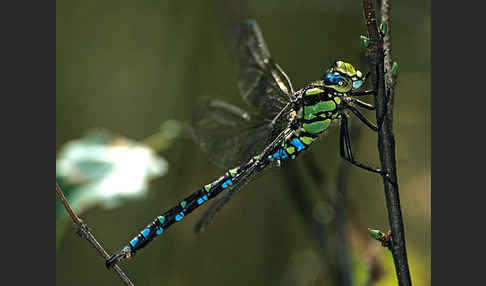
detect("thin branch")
[300,154,354,286]
[381,0,397,113]
[333,123,362,286]
[360,1,412,286]
[56,183,135,286]
[281,161,335,282]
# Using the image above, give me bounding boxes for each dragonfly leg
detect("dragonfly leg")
[346,105,378,132]
[348,72,375,97]
[339,114,396,185]
[348,89,375,96]
[106,247,131,268]
[348,98,375,110]
[347,92,385,130]
[349,69,390,130]
[339,114,380,173]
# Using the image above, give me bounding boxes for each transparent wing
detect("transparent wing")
[191,19,296,230]
[191,99,291,169]
[237,20,295,117]
[194,165,263,233]
[194,127,292,233]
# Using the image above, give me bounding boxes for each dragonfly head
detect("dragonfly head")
[322,61,364,92]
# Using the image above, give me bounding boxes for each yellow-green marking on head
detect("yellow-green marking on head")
[327,61,364,90]
[335,61,357,77]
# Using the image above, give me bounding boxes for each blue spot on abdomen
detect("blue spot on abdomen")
[290,138,305,151]
[221,179,233,189]
[175,212,185,221]
[197,194,209,205]
[129,237,140,247]
[269,148,288,161]
[141,228,150,238]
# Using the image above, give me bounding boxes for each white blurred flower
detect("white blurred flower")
[56,129,168,211]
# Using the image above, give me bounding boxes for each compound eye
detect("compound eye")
[352,80,363,89]
[323,74,333,85]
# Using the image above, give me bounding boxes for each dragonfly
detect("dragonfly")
[106,19,386,268]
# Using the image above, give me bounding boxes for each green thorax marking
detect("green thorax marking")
[299,86,339,134]
[303,101,336,120]
[303,119,331,134]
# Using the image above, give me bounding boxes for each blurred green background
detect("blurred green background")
[56,0,430,285]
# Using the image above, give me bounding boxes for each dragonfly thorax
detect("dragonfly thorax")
[265,85,342,163]
[289,60,366,138]
[294,85,342,135]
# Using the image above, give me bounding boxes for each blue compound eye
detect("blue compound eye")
[324,74,341,85]
[352,80,363,89]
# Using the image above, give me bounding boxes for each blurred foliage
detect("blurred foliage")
[56,124,181,248]
[56,0,430,285]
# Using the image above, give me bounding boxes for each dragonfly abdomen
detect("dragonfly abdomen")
[106,160,261,267]
[267,134,310,162]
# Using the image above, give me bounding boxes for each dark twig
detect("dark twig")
[381,0,397,108]
[56,183,135,286]
[281,161,335,281]
[301,154,353,286]
[301,155,334,204]
[297,151,357,286]
[333,123,362,286]
[360,1,412,286]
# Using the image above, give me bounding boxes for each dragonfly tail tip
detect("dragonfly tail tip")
[106,249,130,269]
